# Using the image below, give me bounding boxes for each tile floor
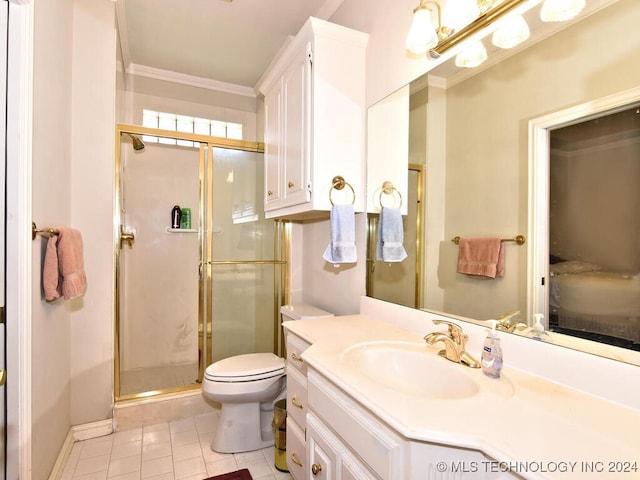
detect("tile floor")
[60,412,292,480]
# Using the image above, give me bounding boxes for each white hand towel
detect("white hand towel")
[323,204,357,264]
[376,207,407,262]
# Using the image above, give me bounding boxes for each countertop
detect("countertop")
[283,314,640,479]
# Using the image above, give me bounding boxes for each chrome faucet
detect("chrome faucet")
[424,320,481,368]
[495,310,528,333]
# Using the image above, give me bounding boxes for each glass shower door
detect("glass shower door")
[206,147,286,365]
[117,136,202,399]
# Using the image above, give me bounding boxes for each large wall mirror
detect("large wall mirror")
[366,0,640,366]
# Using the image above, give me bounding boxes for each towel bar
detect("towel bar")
[378,181,403,208]
[452,235,526,245]
[32,222,60,240]
[329,175,355,205]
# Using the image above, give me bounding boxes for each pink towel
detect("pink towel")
[456,237,504,279]
[43,227,87,301]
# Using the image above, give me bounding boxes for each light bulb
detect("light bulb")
[406,5,439,54]
[455,41,488,68]
[492,15,530,49]
[540,0,586,22]
[443,0,480,32]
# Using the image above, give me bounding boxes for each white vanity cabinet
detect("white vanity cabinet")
[307,369,520,480]
[258,17,368,220]
[285,331,312,480]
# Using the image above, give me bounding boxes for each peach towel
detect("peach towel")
[43,227,87,301]
[456,237,504,279]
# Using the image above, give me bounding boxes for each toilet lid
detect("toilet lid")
[205,353,285,382]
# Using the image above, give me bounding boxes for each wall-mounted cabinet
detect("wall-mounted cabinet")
[258,17,368,220]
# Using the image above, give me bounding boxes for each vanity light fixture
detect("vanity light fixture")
[406,0,585,68]
[405,0,527,59]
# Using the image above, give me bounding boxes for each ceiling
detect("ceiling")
[116,0,344,95]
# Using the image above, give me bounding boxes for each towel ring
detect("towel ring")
[329,176,356,205]
[378,181,403,208]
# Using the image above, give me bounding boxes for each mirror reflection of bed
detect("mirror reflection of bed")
[548,104,640,351]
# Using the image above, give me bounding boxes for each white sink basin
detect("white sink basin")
[340,340,480,399]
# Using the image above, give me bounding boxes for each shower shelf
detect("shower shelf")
[165,227,198,234]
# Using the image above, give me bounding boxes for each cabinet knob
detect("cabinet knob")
[291,396,304,409]
[291,452,303,467]
[288,181,295,188]
[267,190,274,196]
[311,464,323,475]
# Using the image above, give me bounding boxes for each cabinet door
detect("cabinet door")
[264,79,282,210]
[282,41,311,208]
[341,453,378,480]
[307,414,338,480]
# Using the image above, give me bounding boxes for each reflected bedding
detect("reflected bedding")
[550,262,640,343]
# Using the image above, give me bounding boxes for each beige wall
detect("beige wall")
[31,0,116,477]
[31,0,74,477]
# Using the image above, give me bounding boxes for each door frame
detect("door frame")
[6,0,34,478]
[528,85,640,323]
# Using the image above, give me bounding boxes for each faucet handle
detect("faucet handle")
[432,319,464,342]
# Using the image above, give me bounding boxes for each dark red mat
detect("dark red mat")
[205,469,252,480]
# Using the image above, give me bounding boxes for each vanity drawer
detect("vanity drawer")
[286,332,311,374]
[286,365,308,428]
[286,418,306,480]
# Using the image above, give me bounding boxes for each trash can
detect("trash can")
[272,399,288,472]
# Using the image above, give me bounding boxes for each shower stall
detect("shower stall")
[115,124,288,401]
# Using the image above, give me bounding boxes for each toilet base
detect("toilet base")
[210,400,277,453]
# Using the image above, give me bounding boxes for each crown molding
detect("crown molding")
[127,63,257,98]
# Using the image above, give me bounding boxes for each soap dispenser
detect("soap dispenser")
[527,313,553,343]
[481,320,503,379]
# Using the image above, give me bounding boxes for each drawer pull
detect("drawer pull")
[291,396,304,409]
[290,352,304,363]
[288,181,295,188]
[312,464,323,475]
[291,452,303,467]
[267,190,274,196]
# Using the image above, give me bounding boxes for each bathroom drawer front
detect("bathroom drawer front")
[287,417,306,480]
[307,369,405,480]
[286,365,308,428]
[286,332,311,374]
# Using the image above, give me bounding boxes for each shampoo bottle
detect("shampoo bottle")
[171,205,182,229]
[481,320,503,379]
[527,313,553,343]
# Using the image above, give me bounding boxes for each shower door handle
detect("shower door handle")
[120,225,135,248]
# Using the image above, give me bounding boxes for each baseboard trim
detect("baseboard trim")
[72,419,114,442]
[48,419,114,480]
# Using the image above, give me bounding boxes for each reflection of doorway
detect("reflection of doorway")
[367,164,423,309]
[530,88,640,350]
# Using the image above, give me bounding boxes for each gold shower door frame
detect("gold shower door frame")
[114,123,288,403]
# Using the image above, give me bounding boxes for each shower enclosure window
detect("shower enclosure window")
[116,125,287,401]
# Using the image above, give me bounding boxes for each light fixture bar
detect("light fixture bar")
[431,0,527,56]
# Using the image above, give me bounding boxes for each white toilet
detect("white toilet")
[202,303,333,453]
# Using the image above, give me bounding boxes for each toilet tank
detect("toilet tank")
[280,303,334,322]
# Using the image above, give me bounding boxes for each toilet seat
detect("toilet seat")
[205,353,285,383]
